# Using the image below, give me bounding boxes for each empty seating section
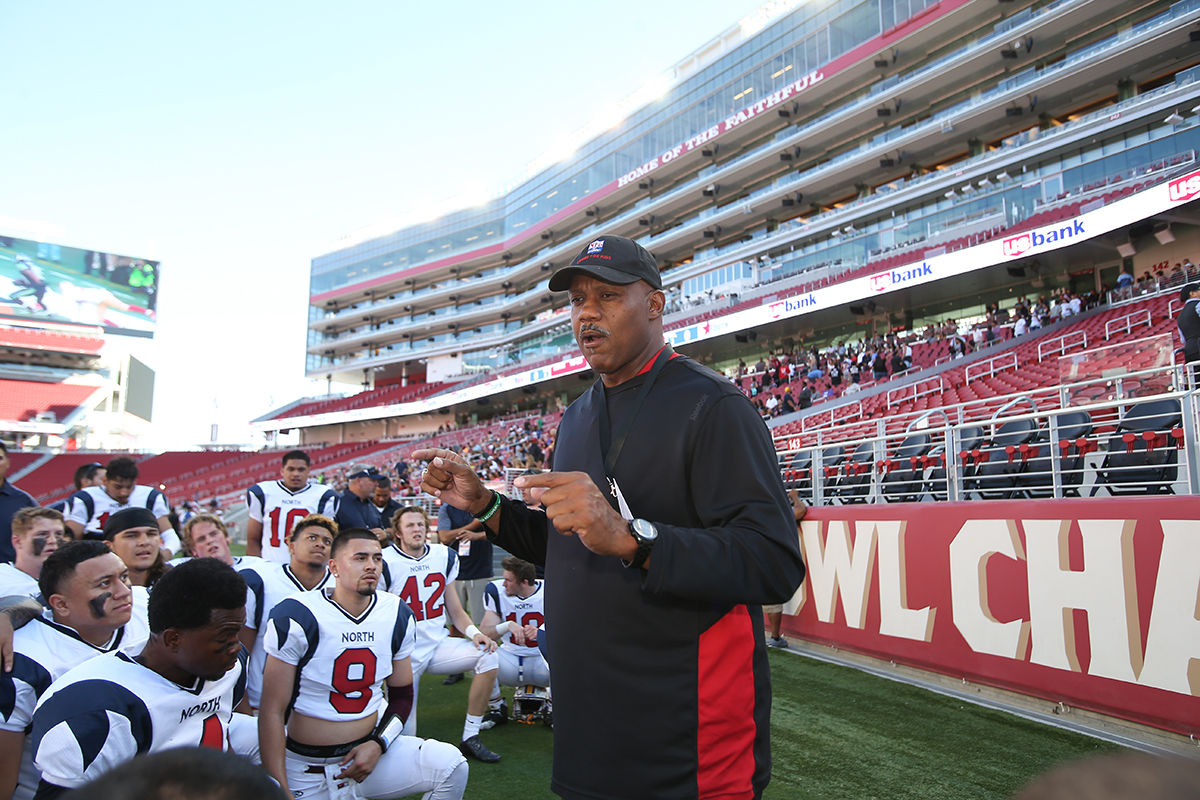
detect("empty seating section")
[20,440,404,508]
[267,381,445,421]
[17,453,129,505]
[0,380,100,424]
[0,326,104,355]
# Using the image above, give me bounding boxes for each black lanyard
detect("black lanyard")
[597,344,674,484]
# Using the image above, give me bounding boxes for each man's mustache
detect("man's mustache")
[578,324,611,337]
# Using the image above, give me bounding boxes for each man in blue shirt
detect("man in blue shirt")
[335,463,385,538]
[0,443,37,563]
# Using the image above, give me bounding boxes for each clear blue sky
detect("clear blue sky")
[1,1,764,450]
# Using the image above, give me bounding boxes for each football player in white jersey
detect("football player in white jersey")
[170,513,263,570]
[238,514,335,710]
[102,508,170,589]
[381,506,501,763]
[29,558,253,797]
[480,555,550,728]
[0,541,149,800]
[0,509,67,599]
[65,457,180,556]
[246,449,339,563]
[260,527,468,800]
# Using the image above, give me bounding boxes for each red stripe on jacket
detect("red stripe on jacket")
[697,605,757,799]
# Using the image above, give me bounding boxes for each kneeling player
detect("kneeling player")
[480,556,550,727]
[29,558,254,796]
[382,506,501,762]
[260,527,467,800]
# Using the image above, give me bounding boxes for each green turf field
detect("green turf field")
[227,541,1120,799]
[406,649,1121,800]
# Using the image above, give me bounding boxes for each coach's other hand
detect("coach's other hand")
[513,472,638,564]
[411,448,490,516]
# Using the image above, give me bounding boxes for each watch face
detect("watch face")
[632,519,657,541]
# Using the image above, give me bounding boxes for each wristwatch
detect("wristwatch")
[623,518,658,569]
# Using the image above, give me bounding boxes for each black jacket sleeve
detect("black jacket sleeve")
[488,494,550,567]
[643,392,805,605]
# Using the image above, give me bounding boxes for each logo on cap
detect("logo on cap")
[586,239,605,255]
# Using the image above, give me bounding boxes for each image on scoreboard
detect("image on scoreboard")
[0,234,158,338]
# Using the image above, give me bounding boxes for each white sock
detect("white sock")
[463,713,483,741]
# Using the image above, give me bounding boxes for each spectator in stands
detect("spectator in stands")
[372,476,403,539]
[872,352,888,382]
[890,350,905,375]
[780,387,796,415]
[798,383,813,410]
[1069,293,1082,316]
[48,462,105,516]
[0,507,67,596]
[335,463,386,538]
[1177,283,1200,376]
[0,442,36,563]
[1014,314,1028,337]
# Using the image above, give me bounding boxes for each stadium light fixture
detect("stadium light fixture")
[944,189,958,199]
[1165,112,1185,125]
[977,177,992,188]
[996,171,1011,183]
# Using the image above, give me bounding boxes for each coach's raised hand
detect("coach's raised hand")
[513,472,637,563]
[411,448,490,516]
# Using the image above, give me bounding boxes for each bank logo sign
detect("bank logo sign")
[1167,169,1200,204]
[1002,220,1085,258]
[870,262,933,292]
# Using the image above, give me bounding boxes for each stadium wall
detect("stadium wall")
[782,498,1200,738]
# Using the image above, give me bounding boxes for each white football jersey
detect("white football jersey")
[381,543,457,667]
[0,610,150,800]
[245,480,339,563]
[31,649,246,791]
[483,579,545,658]
[239,561,331,708]
[264,588,415,723]
[67,485,169,538]
[0,564,40,600]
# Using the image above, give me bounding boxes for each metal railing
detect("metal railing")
[887,377,944,410]
[1038,330,1087,362]
[776,377,1200,504]
[965,352,1018,384]
[1105,309,1153,340]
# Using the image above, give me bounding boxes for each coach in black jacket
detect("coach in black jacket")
[417,235,805,800]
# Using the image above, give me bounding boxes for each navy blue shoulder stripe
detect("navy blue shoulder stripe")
[445,547,458,576]
[75,491,95,522]
[233,647,249,708]
[391,600,414,656]
[146,488,163,511]
[268,598,320,715]
[31,680,153,772]
[483,581,500,607]
[239,567,266,629]
[0,653,52,721]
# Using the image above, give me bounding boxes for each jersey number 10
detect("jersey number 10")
[267,507,310,549]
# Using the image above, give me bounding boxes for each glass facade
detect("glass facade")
[310,0,938,298]
[302,0,1198,380]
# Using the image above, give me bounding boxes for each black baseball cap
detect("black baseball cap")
[1181,283,1199,303]
[548,235,662,291]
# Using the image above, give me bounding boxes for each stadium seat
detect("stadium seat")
[1089,399,1183,496]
